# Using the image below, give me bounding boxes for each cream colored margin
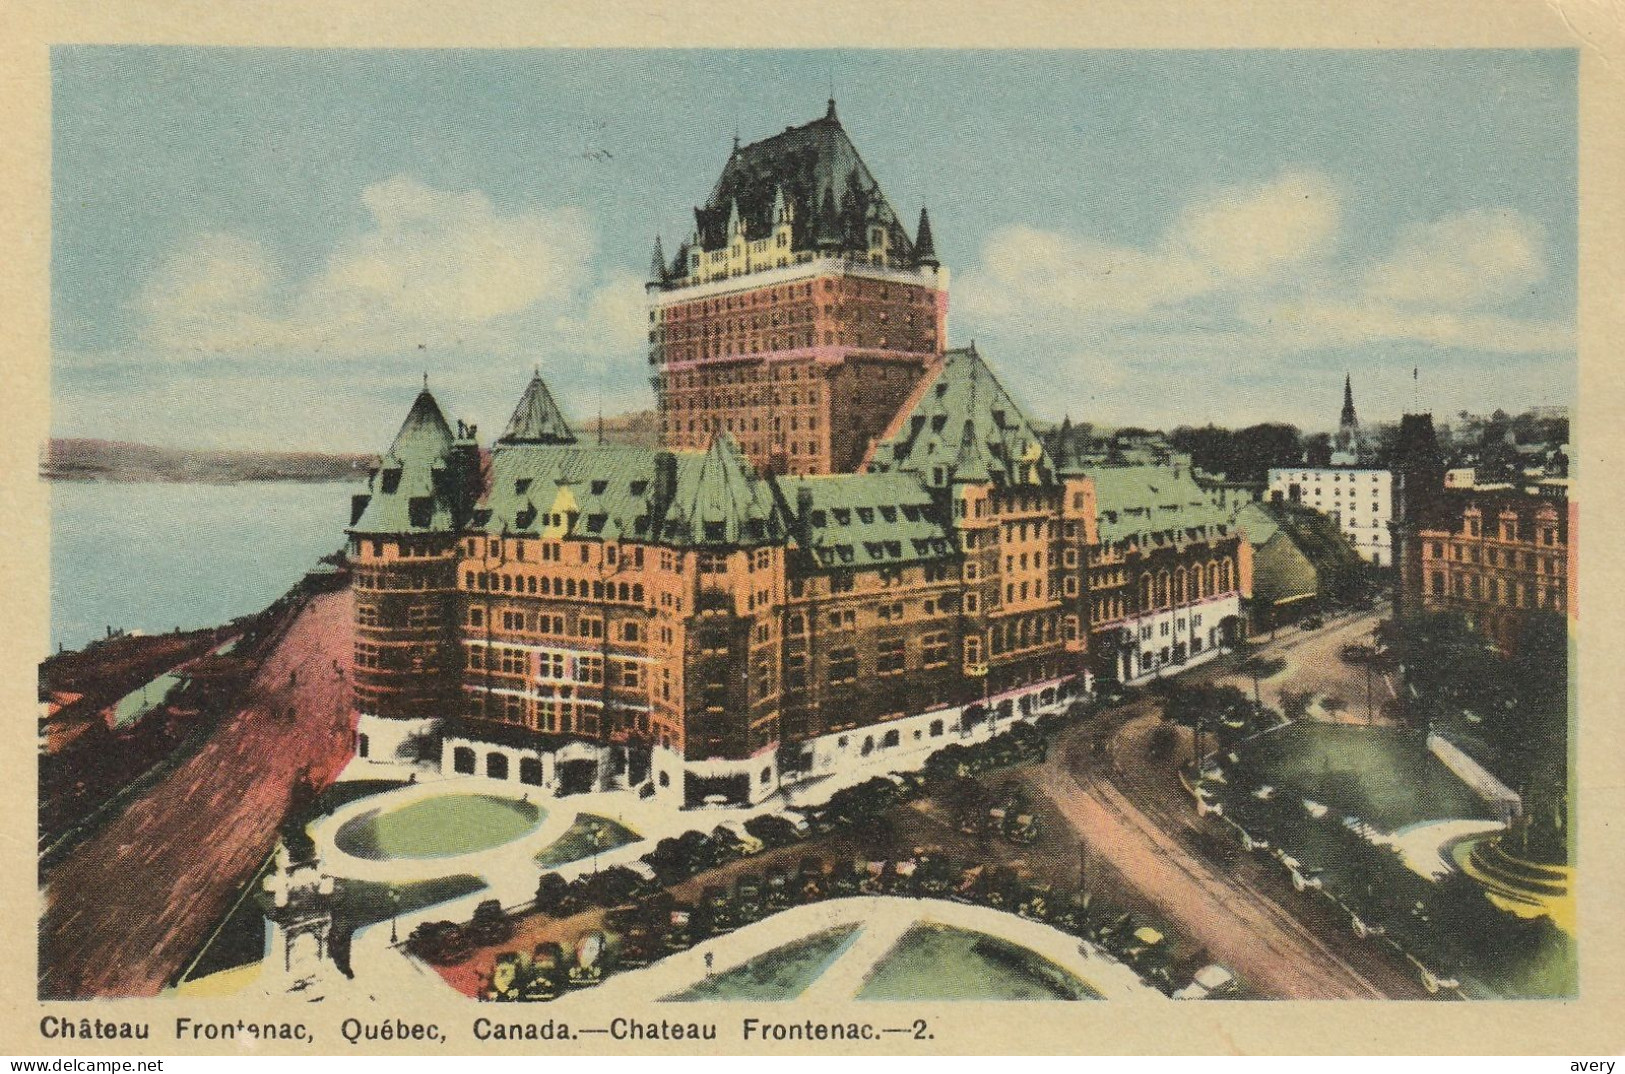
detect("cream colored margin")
[0,0,1619,1057]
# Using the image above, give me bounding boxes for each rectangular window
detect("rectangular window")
[922,632,949,667]
[877,639,906,675]
[829,647,859,683]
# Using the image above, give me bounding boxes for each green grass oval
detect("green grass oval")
[335,794,544,860]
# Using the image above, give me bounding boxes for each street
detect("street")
[1019,608,1433,999]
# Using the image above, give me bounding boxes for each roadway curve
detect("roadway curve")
[1029,702,1430,999]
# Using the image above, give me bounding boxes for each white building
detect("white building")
[1267,466,1392,567]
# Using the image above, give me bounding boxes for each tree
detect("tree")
[1160,683,1252,766]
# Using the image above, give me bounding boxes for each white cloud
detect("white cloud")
[138,232,281,353]
[1237,297,1573,355]
[140,177,605,359]
[1361,208,1546,309]
[959,169,1340,326]
[553,270,649,357]
[1173,170,1340,281]
[957,169,1569,381]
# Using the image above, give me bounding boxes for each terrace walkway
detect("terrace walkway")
[583,897,1161,1004]
[39,590,357,999]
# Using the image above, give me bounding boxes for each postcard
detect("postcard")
[3,0,1622,1058]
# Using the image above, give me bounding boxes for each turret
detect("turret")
[915,207,939,269]
[647,235,667,291]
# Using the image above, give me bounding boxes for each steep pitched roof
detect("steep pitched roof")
[664,434,784,547]
[1082,463,1232,547]
[478,436,785,548]
[386,387,455,463]
[498,370,577,446]
[685,101,918,263]
[866,346,1056,489]
[351,388,460,534]
[777,472,953,570]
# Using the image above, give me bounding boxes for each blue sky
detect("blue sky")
[52,48,1576,452]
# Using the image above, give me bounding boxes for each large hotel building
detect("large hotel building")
[346,102,1243,807]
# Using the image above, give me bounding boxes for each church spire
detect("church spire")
[1334,372,1363,464]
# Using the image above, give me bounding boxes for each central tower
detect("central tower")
[648,100,948,476]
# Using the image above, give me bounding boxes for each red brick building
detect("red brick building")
[649,100,947,476]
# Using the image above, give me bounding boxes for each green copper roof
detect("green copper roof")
[778,471,952,569]
[666,434,784,547]
[1234,501,1282,547]
[499,370,577,445]
[867,345,1055,489]
[1082,463,1232,547]
[478,434,785,548]
[351,388,461,534]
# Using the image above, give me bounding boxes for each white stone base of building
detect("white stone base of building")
[781,673,1084,796]
[1111,594,1241,685]
[353,712,440,766]
[421,672,1086,812]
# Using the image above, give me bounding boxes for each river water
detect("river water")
[49,480,357,655]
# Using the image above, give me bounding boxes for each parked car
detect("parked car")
[567,931,608,989]
[523,942,566,1001]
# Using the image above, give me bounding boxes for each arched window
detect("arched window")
[1175,568,1187,605]
[1139,573,1153,609]
[1206,562,1218,597]
[1156,571,1170,608]
[453,746,475,775]
[1219,559,1232,592]
[356,732,369,759]
[487,752,509,780]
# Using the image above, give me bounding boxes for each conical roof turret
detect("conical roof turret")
[385,385,455,465]
[498,369,577,446]
[648,235,668,287]
[915,207,938,268]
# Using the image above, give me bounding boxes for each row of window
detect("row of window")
[1427,541,1562,574]
[1429,570,1565,611]
[465,570,648,605]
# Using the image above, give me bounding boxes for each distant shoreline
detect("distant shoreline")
[43,438,374,485]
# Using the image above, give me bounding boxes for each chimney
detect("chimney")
[652,451,679,516]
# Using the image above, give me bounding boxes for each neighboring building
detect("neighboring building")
[1267,375,1392,567]
[647,99,948,477]
[346,103,1127,808]
[1390,412,1447,618]
[1233,501,1366,632]
[1060,462,1243,684]
[1414,487,1570,654]
[1194,469,1265,513]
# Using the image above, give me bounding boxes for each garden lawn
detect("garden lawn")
[1233,724,1493,832]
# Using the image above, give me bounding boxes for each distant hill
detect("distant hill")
[588,409,660,449]
[43,439,375,484]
